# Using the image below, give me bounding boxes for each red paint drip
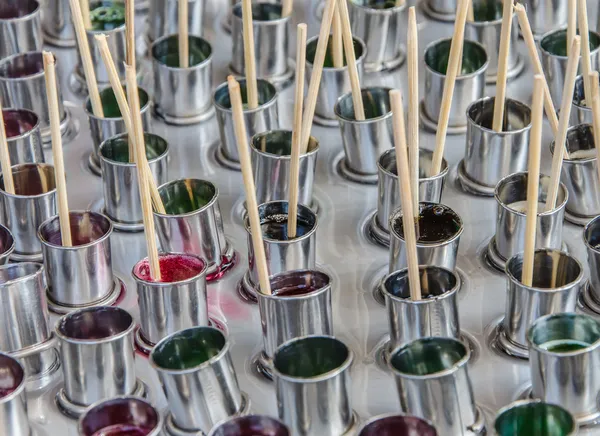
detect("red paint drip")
[91,424,153,436]
[134,254,205,283]
[206,252,237,282]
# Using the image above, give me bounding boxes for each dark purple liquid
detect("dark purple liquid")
[91,424,152,436]
[3,110,36,138]
[260,214,312,240]
[394,205,461,243]
[135,254,205,283]
[0,387,15,398]
[0,53,44,78]
[275,284,318,297]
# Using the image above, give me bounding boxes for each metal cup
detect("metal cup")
[370,148,448,247]
[0,225,14,264]
[240,201,318,304]
[273,336,355,436]
[42,0,75,47]
[335,86,394,184]
[422,0,457,21]
[251,130,319,210]
[0,353,29,436]
[458,97,532,196]
[0,0,42,60]
[389,202,464,273]
[99,133,169,231]
[357,414,438,436]
[209,415,291,436]
[520,0,568,38]
[231,2,293,89]
[148,0,204,44]
[502,249,584,358]
[305,34,366,126]
[583,215,600,314]
[78,396,164,436]
[152,34,214,125]
[214,78,279,170]
[150,326,249,434]
[527,313,600,425]
[348,0,406,73]
[2,109,44,164]
[540,28,600,110]
[132,252,209,354]
[86,86,152,176]
[487,172,567,271]
[389,337,485,436]
[255,269,333,380]
[153,178,235,282]
[494,399,577,436]
[38,211,120,313]
[0,51,69,145]
[0,163,56,262]
[422,38,488,134]
[55,306,144,417]
[569,75,600,126]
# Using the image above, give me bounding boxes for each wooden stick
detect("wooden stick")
[466,0,474,21]
[301,0,338,151]
[43,52,72,247]
[577,0,592,109]
[80,0,92,29]
[69,0,103,118]
[178,0,189,68]
[567,0,576,56]
[331,6,343,68]
[125,0,136,67]
[522,75,545,287]
[282,0,293,17]
[429,0,469,176]
[407,6,419,216]
[589,72,600,186]
[545,36,581,211]
[390,89,421,301]
[126,65,161,281]
[0,101,14,195]
[395,0,405,6]
[287,24,307,239]
[228,76,271,295]
[242,0,259,109]
[492,0,514,132]
[337,0,365,122]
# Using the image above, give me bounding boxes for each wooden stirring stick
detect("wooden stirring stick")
[429,0,468,176]
[228,75,271,295]
[466,0,474,21]
[492,0,514,132]
[589,72,600,185]
[80,0,92,29]
[545,36,581,211]
[407,6,419,216]
[242,0,259,109]
[282,0,293,17]
[577,0,592,108]
[336,0,365,121]
[331,6,343,68]
[179,0,189,68]
[43,52,72,247]
[0,100,14,194]
[567,0,576,56]
[125,0,135,67]
[390,89,421,301]
[522,75,545,287]
[288,24,307,239]
[126,65,161,281]
[69,0,103,118]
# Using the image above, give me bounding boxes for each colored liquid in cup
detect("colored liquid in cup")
[261,215,312,241]
[540,340,590,353]
[92,424,152,436]
[90,5,125,31]
[275,284,319,297]
[135,254,205,283]
[394,205,461,243]
[0,387,15,397]
[3,111,36,138]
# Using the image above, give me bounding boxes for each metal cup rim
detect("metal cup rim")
[207,414,290,436]
[244,200,319,244]
[54,306,136,345]
[38,210,114,250]
[467,97,532,136]
[131,251,208,287]
[334,86,393,124]
[151,33,213,71]
[98,132,169,166]
[0,352,26,405]
[250,130,320,160]
[153,178,219,218]
[212,78,279,114]
[0,50,48,82]
[377,148,449,182]
[356,413,437,436]
[583,215,600,253]
[347,0,407,14]
[526,312,600,356]
[2,108,41,141]
[0,163,57,199]
[84,20,125,36]
[231,2,291,25]
[540,27,600,60]
[255,269,332,302]
[305,34,367,71]
[0,261,43,287]
[423,38,489,80]
[494,399,578,435]
[0,0,41,23]
[85,86,152,121]
[381,265,459,305]
[572,75,593,111]
[551,123,596,163]
[0,223,15,260]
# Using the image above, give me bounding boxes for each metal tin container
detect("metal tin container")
[458,97,532,196]
[569,75,599,127]
[148,0,204,43]
[214,78,279,170]
[422,38,488,134]
[209,415,291,436]
[0,0,42,60]
[41,0,75,47]
[583,215,600,315]
[519,0,568,38]
[0,353,29,436]
[494,399,577,436]
[2,109,44,164]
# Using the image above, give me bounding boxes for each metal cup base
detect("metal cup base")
[456,159,497,197]
[364,50,406,74]
[55,378,148,419]
[154,103,216,126]
[87,151,102,177]
[420,0,455,22]
[88,197,148,232]
[10,251,44,263]
[313,111,340,127]
[252,351,274,381]
[229,59,296,91]
[41,106,76,147]
[486,237,569,272]
[335,152,378,185]
[420,100,467,134]
[9,335,61,392]
[486,316,529,361]
[214,144,242,171]
[564,208,595,227]
[578,281,600,317]
[43,32,76,48]
[486,55,525,85]
[237,271,259,304]
[365,210,391,248]
[46,276,125,315]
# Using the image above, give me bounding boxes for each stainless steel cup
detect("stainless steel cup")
[0,51,69,145]
[528,313,600,425]
[251,130,319,210]
[214,78,279,170]
[503,249,584,357]
[86,86,152,176]
[150,326,248,434]
[152,34,214,125]
[389,202,464,273]
[389,337,484,436]
[305,34,366,126]
[0,163,56,262]
[55,306,142,417]
[0,353,29,436]
[255,269,333,380]
[78,397,164,436]
[153,179,235,282]
[459,97,532,196]
[357,414,438,436]
[584,215,600,313]
[2,109,44,164]
[42,0,75,47]
[240,201,318,303]
[371,148,448,247]
[132,252,209,354]
[148,0,204,43]
[231,2,293,89]
[0,225,14,264]
[273,336,354,436]
[209,415,291,436]
[494,399,577,436]
[335,87,394,184]
[540,28,600,110]
[520,0,568,38]
[569,75,600,126]
[348,0,406,73]
[99,133,169,231]
[38,211,118,312]
[0,0,42,60]
[422,38,488,134]
[487,172,567,271]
